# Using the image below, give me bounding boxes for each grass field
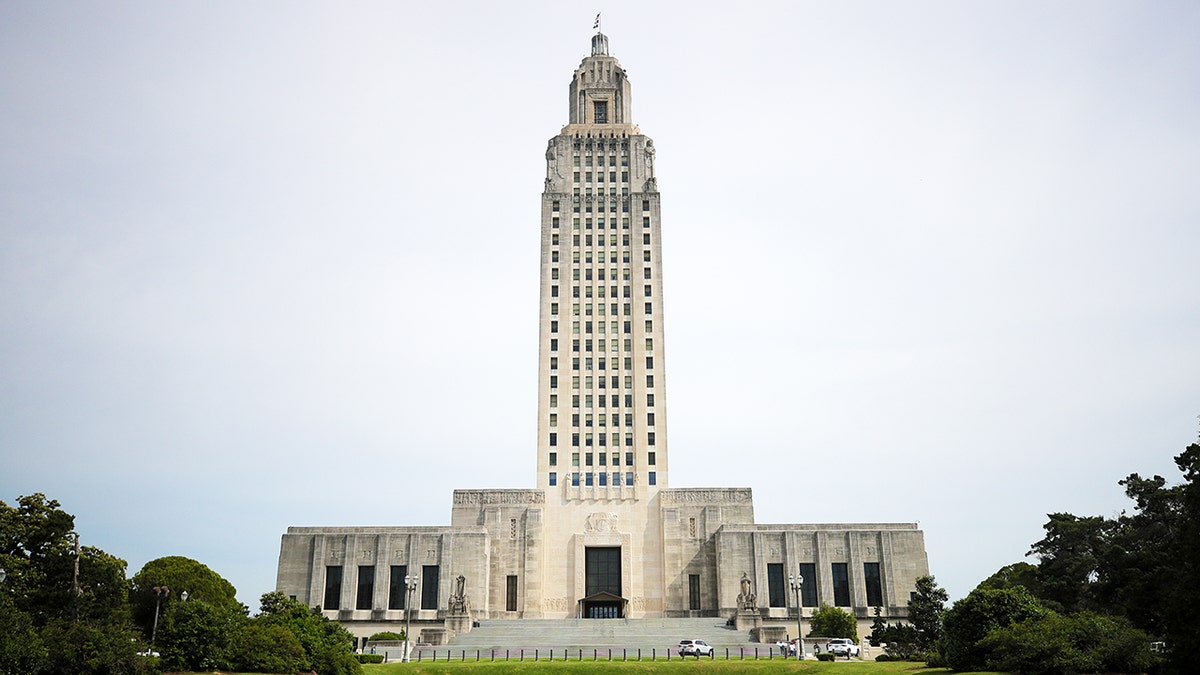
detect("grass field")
[360,661,972,674]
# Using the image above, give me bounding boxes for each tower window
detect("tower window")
[594,100,608,124]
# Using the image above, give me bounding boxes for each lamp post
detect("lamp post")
[151,585,170,646]
[402,574,418,662]
[181,590,188,602]
[788,574,805,659]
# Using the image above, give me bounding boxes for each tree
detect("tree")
[1028,512,1109,613]
[226,622,307,674]
[255,591,362,675]
[130,556,240,635]
[941,586,1048,671]
[0,594,47,675]
[806,604,858,641]
[157,599,245,672]
[978,611,1157,674]
[976,561,1041,595]
[907,574,947,653]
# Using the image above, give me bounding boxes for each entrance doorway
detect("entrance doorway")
[583,547,623,618]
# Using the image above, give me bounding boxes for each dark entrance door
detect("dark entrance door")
[583,547,622,618]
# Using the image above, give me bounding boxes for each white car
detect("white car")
[678,639,714,657]
[824,638,860,657]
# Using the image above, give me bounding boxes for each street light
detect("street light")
[181,591,189,602]
[402,574,418,662]
[151,585,170,646]
[788,574,805,659]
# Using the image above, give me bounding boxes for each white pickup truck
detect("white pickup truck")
[824,638,860,657]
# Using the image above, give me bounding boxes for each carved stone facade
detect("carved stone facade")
[275,33,930,641]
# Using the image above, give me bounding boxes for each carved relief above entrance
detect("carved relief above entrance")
[585,512,619,533]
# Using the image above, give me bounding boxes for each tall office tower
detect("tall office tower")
[536,32,667,498]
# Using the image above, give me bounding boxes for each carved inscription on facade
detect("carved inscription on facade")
[453,490,545,505]
[660,488,752,504]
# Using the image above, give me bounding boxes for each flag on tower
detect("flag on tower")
[593,13,601,30]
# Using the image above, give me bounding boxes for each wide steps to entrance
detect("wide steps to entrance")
[439,617,758,651]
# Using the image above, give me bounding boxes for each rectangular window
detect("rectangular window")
[549,433,557,447]
[549,452,557,466]
[689,574,701,611]
[388,565,407,610]
[799,564,817,606]
[864,562,884,607]
[648,451,656,465]
[832,563,851,607]
[549,472,557,486]
[357,565,375,610]
[324,566,342,610]
[585,472,594,486]
[421,565,440,610]
[593,100,608,124]
[648,471,656,485]
[767,563,786,607]
[598,472,607,486]
[647,432,656,446]
[626,471,634,485]
[572,472,580,486]
[506,575,518,612]
[625,451,634,466]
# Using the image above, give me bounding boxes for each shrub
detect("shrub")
[874,654,891,662]
[356,653,385,663]
[806,604,858,641]
[815,652,836,662]
[942,586,1049,671]
[979,611,1158,674]
[369,630,404,641]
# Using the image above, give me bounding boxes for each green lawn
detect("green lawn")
[362,661,970,674]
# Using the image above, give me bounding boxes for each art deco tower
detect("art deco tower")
[536,32,667,500]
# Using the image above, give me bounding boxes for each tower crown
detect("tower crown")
[569,33,632,126]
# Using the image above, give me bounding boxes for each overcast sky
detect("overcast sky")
[2,1,1198,608]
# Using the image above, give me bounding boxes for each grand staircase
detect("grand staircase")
[394,617,797,660]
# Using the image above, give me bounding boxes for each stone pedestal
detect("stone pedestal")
[419,628,454,645]
[734,610,762,633]
[445,612,472,635]
[755,625,787,643]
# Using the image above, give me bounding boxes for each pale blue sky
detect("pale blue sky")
[2,1,1198,606]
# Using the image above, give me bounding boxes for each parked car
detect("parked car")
[824,638,860,657]
[678,639,714,657]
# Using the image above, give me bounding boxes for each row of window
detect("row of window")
[549,301,647,317]
[550,232,652,247]
[548,356,656,371]
[547,320,655,338]
[574,171,629,183]
[547,392,653,409]
[547,373,656,390]
[547,215,652,231]
[548,431,657,446]
[550,451,655,467]
[547,338,651,354]
[764,562,885,609]
[549,198,652,211]
[550,249,653,264]
[549,471,657,487]
[548,412,656,428]
[323,564,438,612]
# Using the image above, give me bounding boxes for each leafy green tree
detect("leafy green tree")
[941,586,1048,671]
[806,604,857,641]
[907,574,947,652]
[255,591,361,675]
[227,621,307,674]
[978,611,1157,674]
[866,606,886,646]
[875,622,920,659]
[1162,440,1200,671]
[130,556,240,634]
[0,594,47,675]
[976,561,1042,595]
[1028,512,1109,613]
[0,494,77,624]
[38,619,153,675]
[157,599,245,672]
